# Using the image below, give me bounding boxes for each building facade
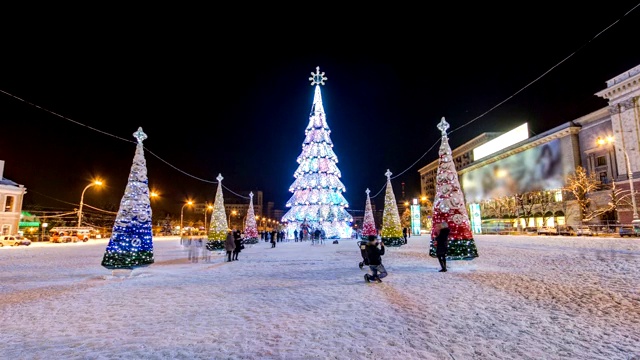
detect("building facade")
[418,63,640,232]
[0,161,27,235]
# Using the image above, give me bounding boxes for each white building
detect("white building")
[0,160,27,235]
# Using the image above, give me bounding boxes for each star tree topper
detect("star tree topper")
[217,173,223,183]
[385,169,392,180]
[134,127,147,143]
[309,66,327,86]
[437,117,450,136]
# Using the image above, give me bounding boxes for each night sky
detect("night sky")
[1,4,639,219]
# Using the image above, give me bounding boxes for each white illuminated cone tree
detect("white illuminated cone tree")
[282,66,353,239]
[101,127,154,272]
[380,169,404,247]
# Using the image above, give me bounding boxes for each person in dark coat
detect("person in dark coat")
[232,229,242,261]
[224,230,235,262]
[363,235,387,283]
[402,227,408,244]
[435,221,450,272]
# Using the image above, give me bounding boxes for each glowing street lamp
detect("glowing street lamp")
[204,203,213,234]
[597,136,639,223]
[78,180,103,228]
[228,210,237,229]
[180,201,193,238]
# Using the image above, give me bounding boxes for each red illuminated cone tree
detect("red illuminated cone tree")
[429,117,479,260]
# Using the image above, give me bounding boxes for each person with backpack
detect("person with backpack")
[363,235,387,283]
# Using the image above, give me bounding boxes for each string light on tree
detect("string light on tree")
[282,66,353,239]
[362,188,377,239]
[429,117,479,260]
[243,192,259,244]
[101,127,154,273]
[380,169,405,247]
[206,173,228,250]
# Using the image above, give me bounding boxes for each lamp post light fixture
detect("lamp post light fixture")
[204,204,213,234]
[78,180,103,228]
[597,136,640,224]
[180,201,193,239]
[228,210,237,229]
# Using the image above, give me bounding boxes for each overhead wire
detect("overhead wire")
[368,2,639,199]
[0,3,637,209]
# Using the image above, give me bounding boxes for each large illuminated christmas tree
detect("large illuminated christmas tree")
[102,127,154,272]
[380,169,404,247]
[362,188,377,239]
[243,192,259,244]
[206,173,228,250]
[282,66,353,239]
[429,117,479,260]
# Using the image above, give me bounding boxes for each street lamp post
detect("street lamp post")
[228,210,237,229]
[78,180,103,228]
[204,204,213,234]
[597,136,640,223]
[180,201,193,241]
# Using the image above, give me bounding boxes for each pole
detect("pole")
[78,182,100,228]
[180,201,192,242]
[622,149,640,222]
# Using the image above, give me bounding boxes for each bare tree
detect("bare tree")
[495,196,515,219]
[534,190,557,226]
[564,166,607,222]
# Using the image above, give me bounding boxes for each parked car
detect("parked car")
[537,227,558,235]
[0,235,32,247]
[619,226,640,237]
[557,225,576,236]
[575,225,593,236]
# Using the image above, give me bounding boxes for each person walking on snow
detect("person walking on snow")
[364,235,387,283]
[224,230,236,262]
[435,221,450,272]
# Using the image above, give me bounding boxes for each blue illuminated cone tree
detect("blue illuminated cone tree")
[429,117,479,260]
[206,173,228,250]
[101,127,154,271]
[380,169,404,247]
[282,67,353,238]
[243,192,259,244]
[362,188,377,239]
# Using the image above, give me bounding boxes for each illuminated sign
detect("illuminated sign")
[469,203,482,234]
[410,205,420,235]
[473,123,529,161]
[462,139,564,203]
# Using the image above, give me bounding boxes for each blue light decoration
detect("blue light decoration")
[101,127,154,269]
[281,66,353,239]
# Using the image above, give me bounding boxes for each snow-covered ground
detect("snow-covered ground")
[0,234,638,360]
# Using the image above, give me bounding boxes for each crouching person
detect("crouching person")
[364,235,387,283]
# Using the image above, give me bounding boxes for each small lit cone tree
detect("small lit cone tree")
[101,127,154,273]
[429,118,479,260]
[243,192,259,244]
[380,169,405,247]
[206,173,228,250]
[361,188,377,239]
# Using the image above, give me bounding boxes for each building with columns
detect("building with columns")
[418,63,640,232]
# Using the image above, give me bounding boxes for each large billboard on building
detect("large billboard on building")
[473,123,529,161]
[462,139,564,203]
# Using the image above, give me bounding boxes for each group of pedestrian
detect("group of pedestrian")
[363,221,450,283]
[224,229,244,262]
